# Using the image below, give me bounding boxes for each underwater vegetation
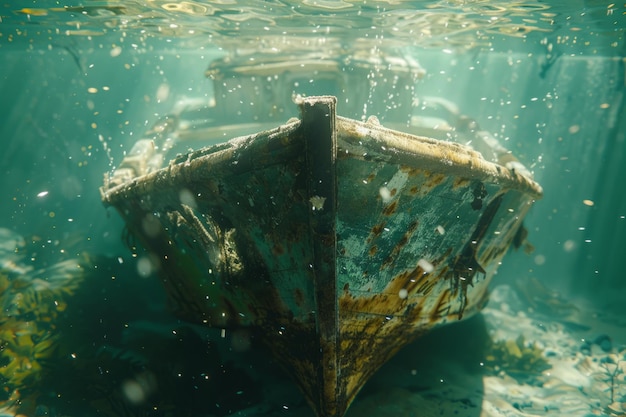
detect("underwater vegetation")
[0,229,261,417]
[600,353,626,415]
[578,339,626,417]
[483,334,552,383]
[0,247,85,408]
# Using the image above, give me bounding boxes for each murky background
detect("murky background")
[1,1,625,416]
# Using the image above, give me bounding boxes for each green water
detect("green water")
[1,1,625,416]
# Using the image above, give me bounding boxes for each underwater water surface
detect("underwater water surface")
[1,1,626,416]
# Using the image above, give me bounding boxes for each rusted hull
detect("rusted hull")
[101,96,542,417]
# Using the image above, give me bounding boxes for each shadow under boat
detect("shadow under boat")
[101,95,542,417]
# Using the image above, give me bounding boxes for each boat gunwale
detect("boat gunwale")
[100,117,303,204]
[336,115,543,200]
[101,101,542,205]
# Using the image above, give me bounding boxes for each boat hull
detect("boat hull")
[101,96,542,417]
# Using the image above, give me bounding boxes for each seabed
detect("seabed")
[0,273,624,417]
[228,284,626,417]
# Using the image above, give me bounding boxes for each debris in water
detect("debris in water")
[309,195,326,211]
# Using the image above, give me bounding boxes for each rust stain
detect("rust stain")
[337,247,457,412]
[337,318,427,415]
[429,288,452,322]
[382,200,398,216]
[417,278,437,296]
[367,222,386,243]
[423,172,446,189]
[399,168,446,195]
[381,220,419,269]
[388,250,449,298]
[400,166,422,176]
[272,243,285,255]
[341,250,450,320]
[368,245,378,256]
[387,265,427,296]
[453,177,471,189]
[294,288,305,307]
[389,188,397,197]
[339,291,392,316]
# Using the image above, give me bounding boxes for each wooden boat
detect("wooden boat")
[101,95,542,417]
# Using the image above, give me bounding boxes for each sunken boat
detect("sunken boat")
[101,94,542,417]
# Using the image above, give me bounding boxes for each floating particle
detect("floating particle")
[37,190,49,197]
[136,256,154,277]
[534,254,546,265]
[87,87,98,94]
[417,258,434,273]
[156,83,170,102]
[122,379,146,405]
[309,195,326,211]
[568,125,580,134]
[582,199,594,207]
[436,225,445,235]
[379,186,391,203]
[179,188,197,209]
[398,288,408,299]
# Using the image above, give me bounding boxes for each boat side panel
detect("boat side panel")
[334,131,536,405]
[102,127,320,328]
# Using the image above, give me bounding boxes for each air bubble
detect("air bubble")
[136,256,155,277]
[110,45,122,57]
[417,258,434,273]
[179,188,197,208]
[379,186,391,203]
